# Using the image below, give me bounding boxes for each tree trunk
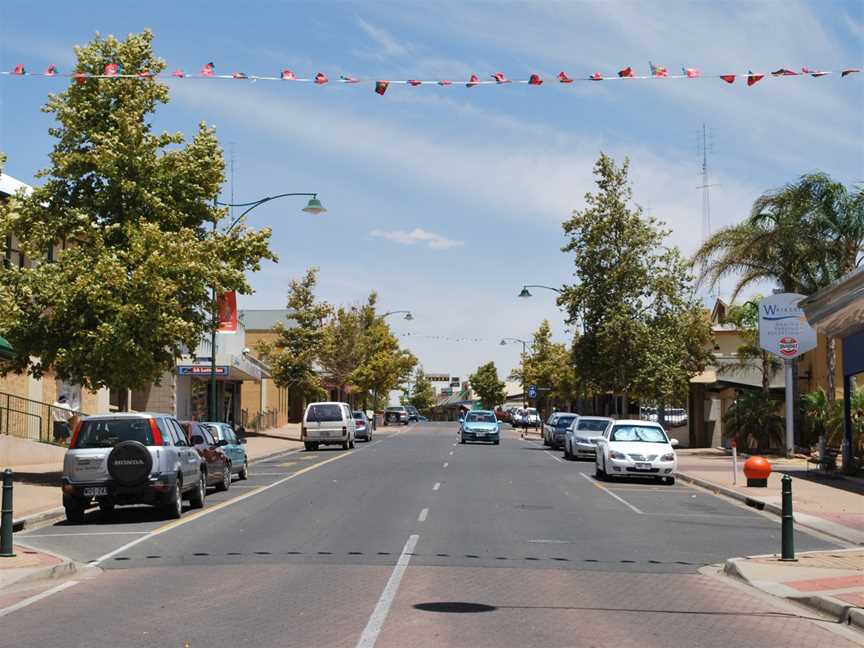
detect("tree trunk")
[826,336,836,402]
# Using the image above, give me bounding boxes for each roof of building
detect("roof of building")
[801,268,864,339]
[238,309,295,331]
[0,172,32,198]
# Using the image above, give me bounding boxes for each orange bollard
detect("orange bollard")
[743,456,772,487]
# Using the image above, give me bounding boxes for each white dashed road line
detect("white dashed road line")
[417,508,428,522]
[544,450,564,463]
[433,482,441,491]
[579,472,643,514]
[442,462,449,468]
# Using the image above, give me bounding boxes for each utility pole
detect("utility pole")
[697,123,719,298]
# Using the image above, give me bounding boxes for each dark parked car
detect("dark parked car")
[182,421,231,492]
[385,406,409,425]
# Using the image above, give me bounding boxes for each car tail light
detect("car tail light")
[68,419,83,448]
[342,426,347,434]
[149,418,163,446]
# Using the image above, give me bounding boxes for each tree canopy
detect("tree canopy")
[469,361,506,410]
[401,368,437,414]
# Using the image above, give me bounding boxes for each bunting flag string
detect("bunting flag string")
[2,61,860,97]
[397,332,492,344]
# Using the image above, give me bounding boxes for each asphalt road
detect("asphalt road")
[2,422,858,648]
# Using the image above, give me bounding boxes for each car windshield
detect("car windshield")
[555,415,576,428]
[74,418,154,448]
[202,423,230,442]
[386,407,405,412]
[610,425,668,443]
[466,412,496,423]
[307,404,343,422]
[578,420,610,432]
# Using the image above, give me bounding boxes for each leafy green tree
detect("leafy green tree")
[350,314,416,411]
[318,303,365,401]
[469,361,506,410]
[560,154,711,414]
[401,368,437,414]
[0,31,272,400]
[521,320,579,411]
[266,268,330,403]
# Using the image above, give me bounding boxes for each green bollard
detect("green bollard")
[780,474,796,562]
[0,469,14,558]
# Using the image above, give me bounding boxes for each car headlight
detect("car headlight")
[661,452,675,462]
[575,436,589,444]
[609,450,627,460]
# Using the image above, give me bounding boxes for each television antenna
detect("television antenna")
[697,124,720,298]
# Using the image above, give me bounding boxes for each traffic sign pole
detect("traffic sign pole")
[784,360,794,456]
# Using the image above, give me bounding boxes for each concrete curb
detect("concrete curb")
[724,558,864,631]
[674,470,858,546]
[0,558,99,594]
[12,506,67,532]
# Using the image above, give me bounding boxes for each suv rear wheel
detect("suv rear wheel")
[163,479,184,519]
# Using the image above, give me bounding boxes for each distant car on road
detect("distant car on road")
[384,406,409,426]
[302,402,356,451]
[181,421,232,492]
[563,416,612,460]
[405,405,421,422]
[62,413,206,523]
[201,422,249,480]
[543,413,577,450]
[595,420,678,485]
[495,407,512,423]
[458,410,501,445]
[353,410,373,441]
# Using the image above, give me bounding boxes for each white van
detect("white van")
[302,402,356,451]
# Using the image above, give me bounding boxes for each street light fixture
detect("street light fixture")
[518,284,562,298]
[208,191,324,422]
[382,310,414,321]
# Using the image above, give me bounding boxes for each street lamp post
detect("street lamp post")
[500,337,529,409]
[381,310,414,321]
[208,193,325,423]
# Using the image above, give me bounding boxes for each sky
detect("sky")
[1,0,862,383]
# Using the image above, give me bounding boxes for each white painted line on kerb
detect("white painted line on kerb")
[433,482,441,491]
[417,508,429,522]
[21,531,148,538]
[442,462,449,468]
[355,534,419,648]
[0,581,79,618]
[544,450,564,463]
[580,472,643,514]
[449,451,454,456]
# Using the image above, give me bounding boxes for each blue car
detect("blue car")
[202,422,249,480]
[458,410,501,445]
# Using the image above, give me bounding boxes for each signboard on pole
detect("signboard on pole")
[527,385,538,400]
[178,365,229,376]
[758,293,817,359]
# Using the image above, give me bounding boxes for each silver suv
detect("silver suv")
[62,413,206,523]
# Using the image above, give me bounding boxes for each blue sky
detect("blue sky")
[1,1,862,381]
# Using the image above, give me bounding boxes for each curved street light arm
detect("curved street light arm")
[522,284,563,294]
[217,193,319,233]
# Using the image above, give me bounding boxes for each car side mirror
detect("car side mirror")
[191,435,204,445]
[670,438,679,447]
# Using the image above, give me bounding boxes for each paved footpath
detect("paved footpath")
[1,423,860,647]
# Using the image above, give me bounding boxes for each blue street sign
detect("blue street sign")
[527,385,537,399]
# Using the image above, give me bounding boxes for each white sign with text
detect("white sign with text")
[758,293,817,360]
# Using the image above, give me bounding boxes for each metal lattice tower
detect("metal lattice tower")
[696,124,719,297]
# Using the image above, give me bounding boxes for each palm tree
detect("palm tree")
[724,390,784,450]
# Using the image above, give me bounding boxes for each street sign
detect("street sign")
[177,365,229,376]
[758,293,817,359]
[527,385,538,399]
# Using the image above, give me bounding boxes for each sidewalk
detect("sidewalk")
[725,549,864,629]
[676,449,864,545]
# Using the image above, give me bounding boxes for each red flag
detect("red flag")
[841,69,860,77]
[216,291,238,333]
[590,72,603,81]
[137,70,154,79]
[683,67,700,78]
[232,71,248,79]
[281,69,295,80]
[201,62,215,77]
[747,71,764,86]
[720,74,735,84]
[104,63,120,76]
[491,72,510,83]
[801,67,827,77]
[558,72,573,83]
[73,72,86,85]
[12,64,25,75]
[314,72,328,84]
[649,62,668,77]
[528,74,543,85]
[438,79,452,85]
[45,65,57,76]
[618,67,634,78]
[407,79,421,86]
[375,80,389,95]
[771,68,797,76]
[466,74,479,88]
[172,69,185,78]
[340,75,358,83]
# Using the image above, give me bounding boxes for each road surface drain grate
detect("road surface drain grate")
[317,551,332,555]
[415,602,497,614]
[348,551,363,555]
[145,556,160,559]
[113,557,130,561]
[254,551,271,555]
[376,552,390,555]
[192,553,209,556]
[227,552,242,556]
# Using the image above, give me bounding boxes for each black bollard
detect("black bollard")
[780,474,796,562]
[0,469,15,558]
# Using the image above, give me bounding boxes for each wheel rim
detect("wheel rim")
[175,484,183,514]
[198,475,205,502]
[224,467,230,488]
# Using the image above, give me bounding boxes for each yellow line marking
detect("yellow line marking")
[277,462,298,467]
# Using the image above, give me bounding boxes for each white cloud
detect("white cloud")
[356,17,412,59]
[370,227,464,249]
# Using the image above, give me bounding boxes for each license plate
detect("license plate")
[83,486,107,497]
[634,463,652,471]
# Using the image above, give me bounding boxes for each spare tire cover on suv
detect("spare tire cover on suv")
[107,440,153,485]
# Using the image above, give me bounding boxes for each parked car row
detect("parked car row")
[61,412,249,523]
[510,407,541,429]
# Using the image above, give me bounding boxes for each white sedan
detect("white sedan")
[595,420,678,485]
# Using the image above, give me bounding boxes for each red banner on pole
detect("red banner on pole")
[216,291,238,333]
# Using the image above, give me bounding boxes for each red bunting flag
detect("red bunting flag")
[683,67,700,78]
[375,80,389,95]
[104,63,120,77]
[45,64,57,76]
[841,68,860,77]
[340,75,358,83]
[801,67,828,77]
[201,62,215,77]
[281,69,295,80]
[137,70,154,79]
[438,79,452,85]
[747,71,764,86]
[558,72,573,83]
[466,74,479,88]
[172,69,185,78]
[407,79,421,86]
[528,74,543,85]
[771,68,797,76]
[491,72,510,83]
[73,72,86,85]
[314,72,328,84]
[13,64,25,75]
[618,67,634,78]
[232,71,248,79]
[649,62,668,77]
[720,74,735,84]
[590,72,603,81]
